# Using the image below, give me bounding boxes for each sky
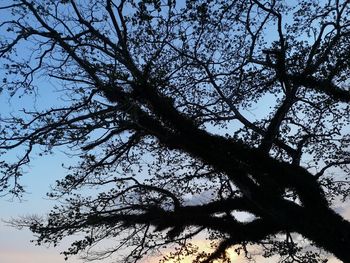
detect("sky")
[0,1,349,263]
[0,66,346,263]
[0,134,347,263]
[0,152,83,263]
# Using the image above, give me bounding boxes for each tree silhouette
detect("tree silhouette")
[1,0,350,262]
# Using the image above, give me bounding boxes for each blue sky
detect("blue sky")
[0,151,83,263]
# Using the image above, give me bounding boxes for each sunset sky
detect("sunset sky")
[0,92,347,262]
[0,100,345,263]
[0,153,346,263]
[1,1,350,263]
[1,146,347,262]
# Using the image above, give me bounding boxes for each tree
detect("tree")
[1,0,350,262]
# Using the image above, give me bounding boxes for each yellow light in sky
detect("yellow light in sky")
[146,240,241,263]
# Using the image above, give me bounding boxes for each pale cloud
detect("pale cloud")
[0,249,68,263]
[340,204,350,221]
[0,221,81,263]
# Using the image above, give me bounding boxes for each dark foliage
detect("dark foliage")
[1,0,350,262]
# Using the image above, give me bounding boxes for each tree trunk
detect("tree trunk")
[298,207,350,262]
